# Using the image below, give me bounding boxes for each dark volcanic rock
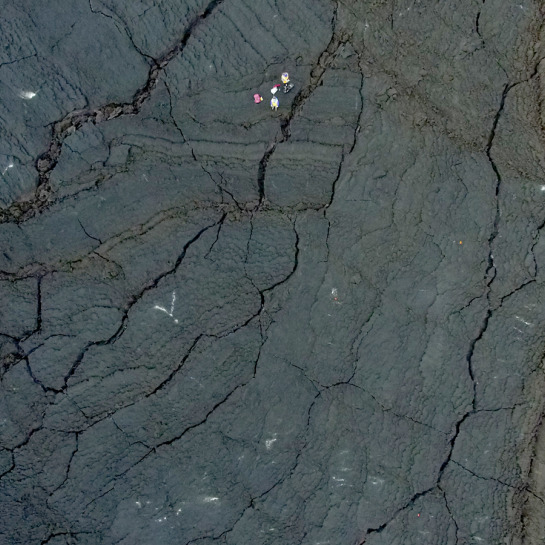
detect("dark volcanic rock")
[1,1,545,544]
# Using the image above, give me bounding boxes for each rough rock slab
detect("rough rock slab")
[1,1,545,544]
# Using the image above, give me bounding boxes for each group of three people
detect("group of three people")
[253,72,294,110]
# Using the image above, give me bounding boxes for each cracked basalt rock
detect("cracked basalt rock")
[0,1,149,209]
[1,0,545,544]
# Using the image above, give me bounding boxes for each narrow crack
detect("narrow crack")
[389,0,395,31]
[2,422,44,460]
[254,18,349,208]
[452,81,515,414]
[451,459,518,490]
[0,53,37,70]
[256,144,276,205]
[58,212,296,430]
[111,417,151,450]
[92,250,126,279]
[0,197,341,282]
[164,80,243,210]
[484,82,510,287]
[0,452,15,481]
[475,0,485,40]
[35,275,43,334]
[494,278,536,311]
[73,215,301,491]
[154,382,247,449]
[40,531,92,545]
[49,432,79,495]
[25,357,49,393]
[321,64,364,259]
[476,404,526,413]
[263,218,300,294]
[88,0,155,63]
[185,387,321,545]
[204,219,224,260]
[517,404,545,542]
[145,334,204,397]
[75,425,155,506]
[279,33,349,143]
[1,275,45,353]
[252,326,267,377]
[83,485,115,512]
[358,81,514,540]
[528,488,545,504]
[345,382,448,436]
[358,485,437,543]
[206,215,299,342]
[1,0,226,224]
[78,218,102,244]
[61,215,224,389]
[439,485,460,545]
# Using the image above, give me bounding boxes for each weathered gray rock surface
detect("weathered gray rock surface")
[1,0,545,543]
